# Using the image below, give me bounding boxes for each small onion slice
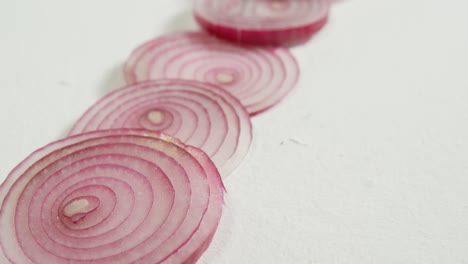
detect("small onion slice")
[69,79,252,177]
[194,0,331,46]
[125,32,300,115]
[0,129,224,264]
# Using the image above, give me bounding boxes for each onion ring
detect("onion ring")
[194,0,331,46]
[0,129,224,264]
[125,32,300,115]
[69,79,252,177]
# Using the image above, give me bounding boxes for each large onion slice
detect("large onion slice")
[69,79,252,177]
[125,32,300,115]
[194,0,331,46]
[0,129,224,264]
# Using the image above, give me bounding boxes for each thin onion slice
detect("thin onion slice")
[69,79,252,177]
[125,32,300,115]
[0,129,224,264]
[194,0,331,46]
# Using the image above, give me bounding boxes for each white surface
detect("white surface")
[1,0,467,263]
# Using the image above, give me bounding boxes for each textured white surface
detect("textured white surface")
[1,0,467,263]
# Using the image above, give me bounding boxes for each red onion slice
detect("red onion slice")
[69,79,252,177]
[0,129,224,264]
[194,0,331,46]
[125,32,300,115]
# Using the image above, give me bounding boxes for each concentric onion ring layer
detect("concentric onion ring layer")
[125,32,300,115]
[69,80,252,177]
[0,129,224,264]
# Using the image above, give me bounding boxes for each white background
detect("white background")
[1,0,467,263]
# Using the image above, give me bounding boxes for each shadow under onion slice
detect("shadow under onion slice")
[193,0,331,46]
[69,79,252,178]
[125,32,300,116]
[0,129,224,264]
